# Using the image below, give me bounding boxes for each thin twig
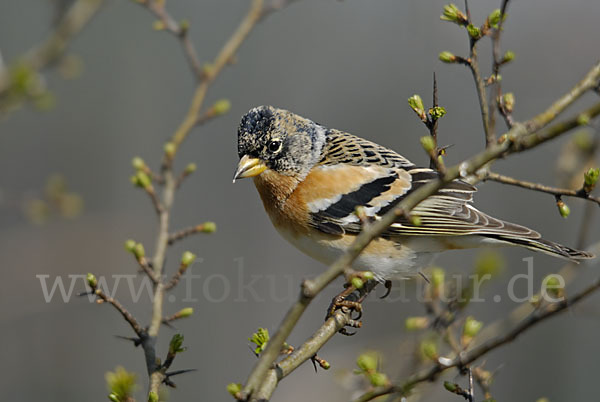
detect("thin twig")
[428,72,446,172]
[484,171,600,206]
[164,262,189,290]
[135,256,159,284]
[91,287,145,336]
[168,223,214,245]
[489,0,512,134]
[463,0,493,147]
[144,186,164,215]
[136,0,203,79]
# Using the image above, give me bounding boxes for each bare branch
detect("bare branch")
[252,311,351,400]
[467,50,493,147]
[91,287,144,337]
[484,171,600,206]
[164,261,189,290]
[135,256,159,284]
[489,0,512,134]
[168,222,216,245]
[135,0,203,79]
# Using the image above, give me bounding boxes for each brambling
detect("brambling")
[233,106,594,281]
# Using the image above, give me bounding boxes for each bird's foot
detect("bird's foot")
[326,271,377,336]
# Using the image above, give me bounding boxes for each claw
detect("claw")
[380,280,392,299]
[339,328,357,336]
[326,272,379,335]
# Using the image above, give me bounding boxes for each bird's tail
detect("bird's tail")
[486,234,595,261]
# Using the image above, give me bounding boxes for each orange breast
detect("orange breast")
[253,169,310,237]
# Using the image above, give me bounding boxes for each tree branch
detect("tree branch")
[168,222,216,245]
[250,281,379,400]
[90,286,144,337]
[461,0,493,147]
[252,310,351,400]
[489,0,512,133]
[484,171,600,206]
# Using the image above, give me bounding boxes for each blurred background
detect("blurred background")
[1,0,599,401]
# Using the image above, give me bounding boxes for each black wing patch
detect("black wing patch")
[308,173,399,236]
[319,174,398,219]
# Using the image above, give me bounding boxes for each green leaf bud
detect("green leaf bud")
[502,92,515,113]
[169,334,186,354]
[444,381,459,392]
[184,162,197,174]
[440,4,467,25]
[583,167,599,193]
[429,106,447,120]
[463,316,483,338]
[556,199,570,218]
[132,157,146,170]
[176,307,194,318]
[227,383,242,397]
[408,94,426,119]
[351,277,364,289]
[181,251,196,266]
[369,372,389,387]
[502,50,515,63]
[200,222,217,233]
[488,9,502,28]
[133,243,145,259]
[356,352,378,372]
[439,51,457,63]
[124,239,136,253]
[405,316,429,331]
[152,20,165,31]
[212,99,231,116]
[87,273,98,288]
[249,328,270,355]
[466,24,481,39]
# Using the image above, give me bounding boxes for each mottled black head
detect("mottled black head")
[236,105,326,178]
[237,105,276,158]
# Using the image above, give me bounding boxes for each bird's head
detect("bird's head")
[233,105,326,182]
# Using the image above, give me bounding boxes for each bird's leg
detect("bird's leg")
[326,271,378,335]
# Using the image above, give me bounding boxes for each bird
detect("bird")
[233,105,594,281]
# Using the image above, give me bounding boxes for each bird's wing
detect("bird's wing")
[307,129,541,239]
[305,163,540,239]
[383,168,540,239]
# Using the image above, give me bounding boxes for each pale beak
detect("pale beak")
[233,155,267,183]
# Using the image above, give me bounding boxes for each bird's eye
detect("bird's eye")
[268,140,282,153]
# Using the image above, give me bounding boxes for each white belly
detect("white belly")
[274,225,429,280]
[273,224,504,280]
